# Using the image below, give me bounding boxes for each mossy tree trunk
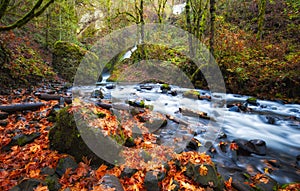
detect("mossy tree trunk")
[257,0,266,40]
[209,0,215,57]
[186,0,195,57]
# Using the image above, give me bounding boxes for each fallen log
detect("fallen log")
[179,107,215,121]
[166,114,189,126]
[38,93,72,104]
[0,103,45,113]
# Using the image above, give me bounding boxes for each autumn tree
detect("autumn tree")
[0,0,54,31]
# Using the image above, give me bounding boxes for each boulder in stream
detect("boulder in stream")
[234,139,267,156]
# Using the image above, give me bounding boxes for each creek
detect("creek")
[71,74,300,185]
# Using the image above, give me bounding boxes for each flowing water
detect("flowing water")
[71,76,300,184]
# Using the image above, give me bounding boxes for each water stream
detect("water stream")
[72,76,300,184]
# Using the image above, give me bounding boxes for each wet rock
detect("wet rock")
[183,90,200,100]
[232,181,253,191]
[9,179,46,191]
[234,139,267,156]
[186,138,201,151]
[2,132,41,151]
[184,162,223,189]
[101,174,124,191]
[219,142,227,153]
[144,113,167,132]
[120,167,138,178]
[229,105,240,112]
[91,89,104,99]
[255,177,278,191]
[249,139,267,155]
[217,132,227,139]
[55,156,78,177]
[0,112,9,120]
[128,99,145,108]
[106,84,116,89]
[140,84,153,90]
[45,175,61,191]
[267,159,281,168]
[144,171,160,191]
[296,155,300,168]
[168,90,177,96]
[266,116,276,124]
[246,97,259,106]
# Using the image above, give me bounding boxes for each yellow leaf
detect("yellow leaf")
[199,165,208,176]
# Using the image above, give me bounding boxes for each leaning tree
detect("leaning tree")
[0,0,54,31]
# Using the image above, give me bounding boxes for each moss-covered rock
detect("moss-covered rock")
[52,41,101,84]
[2,132,41,151]
[184,162,224,190]
[48,106,116,166]
[183,90,201,100]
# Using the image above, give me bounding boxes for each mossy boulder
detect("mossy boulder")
[48,106,120,166]
[184,162,224,190]
[52,41,101,84]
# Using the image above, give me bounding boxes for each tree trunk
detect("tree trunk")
[186,0,194,57]
[257,0,266,40]
[0,0,54,31]
[209,0,215,57]
[0,103,45,113]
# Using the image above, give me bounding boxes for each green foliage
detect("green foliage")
[0,31,55,87]
[96,112,106,118]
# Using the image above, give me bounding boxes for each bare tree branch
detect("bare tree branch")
[0,0,54,31]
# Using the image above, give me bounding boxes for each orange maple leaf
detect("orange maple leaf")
[95,164,108,180]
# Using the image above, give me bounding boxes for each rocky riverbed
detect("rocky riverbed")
[0,79,299,190]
